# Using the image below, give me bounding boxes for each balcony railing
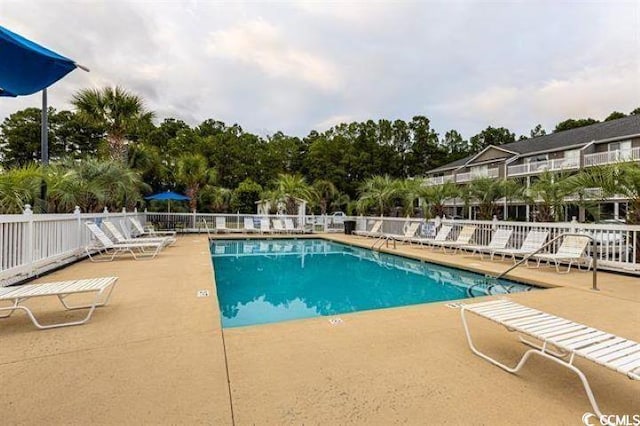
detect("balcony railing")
[507,157,579,176]
[426,175,454,186]
[454,168,500,183]
[583,147,640,167]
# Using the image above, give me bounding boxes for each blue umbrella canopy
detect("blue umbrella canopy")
[0,25,85,97]
[145,191,191,201]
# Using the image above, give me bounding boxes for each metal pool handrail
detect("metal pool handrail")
[491,233,598,291]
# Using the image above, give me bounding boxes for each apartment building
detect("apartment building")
[425,115,640,221]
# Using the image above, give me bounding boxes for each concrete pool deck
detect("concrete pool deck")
[1,234,638,424]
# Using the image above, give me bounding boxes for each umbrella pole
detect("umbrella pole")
[168,200,171,213]
[39,88,48,213]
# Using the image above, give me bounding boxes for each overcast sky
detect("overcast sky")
[1,0,639,140]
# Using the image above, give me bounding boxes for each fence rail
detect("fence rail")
[0,207,145,287]
[2,209,639,286]
[354,216,640,273]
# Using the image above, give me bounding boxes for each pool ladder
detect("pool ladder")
[467,280,532,298]
[372,234,396,251]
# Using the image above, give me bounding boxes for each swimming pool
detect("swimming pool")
[211,239,536,328]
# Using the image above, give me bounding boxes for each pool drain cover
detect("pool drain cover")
[197,289,210,298]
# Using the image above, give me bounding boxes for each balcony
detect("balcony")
[425,175,454,186]
[583,147,640,167]
[454,168,500,183]
[507,157,579,177]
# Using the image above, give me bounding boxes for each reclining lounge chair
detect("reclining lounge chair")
[243,217,259,233]
[492,230,549,263]
[85,222,164,261]
[284,218,304,234]
[390,222,421,244]
[103,221,172,247]
[463,228,513,259]
[429,225,477,253]
[0,277,118,329]
[129,217,177,238]
[461,299,640,418]
[532,234,592,273]
[412,224,453,247]
[354,220,383,238]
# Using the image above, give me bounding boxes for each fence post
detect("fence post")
[323,214,328,233]
[24,204,34,275]
[192,209,197,231]
[74,205,82,254]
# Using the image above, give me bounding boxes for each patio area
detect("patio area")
[1,234,638,424]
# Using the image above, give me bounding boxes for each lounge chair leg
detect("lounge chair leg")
[0,299,20,318]
[0,303,99,329]
[518,336,569,359]
[462,308,605,419]
[57,283,116,310]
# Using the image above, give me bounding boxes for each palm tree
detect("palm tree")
[330,192,351,214]
[0,164,43,213]
[567,163,640,224]
[175,153,214,211]
[468,177,505,220]
[419,182,457,218]
[46,159,148,212]
[312,179,337,214]
[270,174,314,215]
[500,178,525,219]
[71,86,153,161]
[396,178,423,216]
[45,164,83,212]
[356,175,400,215]
[527,171,571,222]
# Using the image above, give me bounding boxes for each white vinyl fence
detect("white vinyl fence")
[2,208,639,286]
[0,206,145,286]
[145,212,346,233]
[354,216,640,273]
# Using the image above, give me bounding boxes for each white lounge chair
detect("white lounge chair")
[272,219,287,233]
[284,218,304,234]
[412,224,453,246]
[429,225,477,253]
[532,235,592,273]
[85,222,164,261]
[215,217,242,233]
[120,219,176,246]
[463,228,514,259]
[492,230,549,263]
[260,219,271,234]
[461,299,640,418]
[390,222,421,244]
[129,217,177,238]
[354,220,383,238]
[243,217,259,233]
[103,221,172,247]
[0,277,118,329]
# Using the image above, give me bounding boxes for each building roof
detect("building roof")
[429,115,640,174]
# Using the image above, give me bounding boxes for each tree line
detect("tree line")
[0,86,638,216]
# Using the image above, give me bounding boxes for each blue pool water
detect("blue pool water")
[211,239,535,328]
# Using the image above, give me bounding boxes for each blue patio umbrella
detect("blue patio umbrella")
[145,191,191,212]
[0,24,88,167]
[0,25,87,97]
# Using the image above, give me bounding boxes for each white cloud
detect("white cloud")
[431,60,640,136]
[314,114,358,131]
[0,1,638,139]
[206,19,342,92]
